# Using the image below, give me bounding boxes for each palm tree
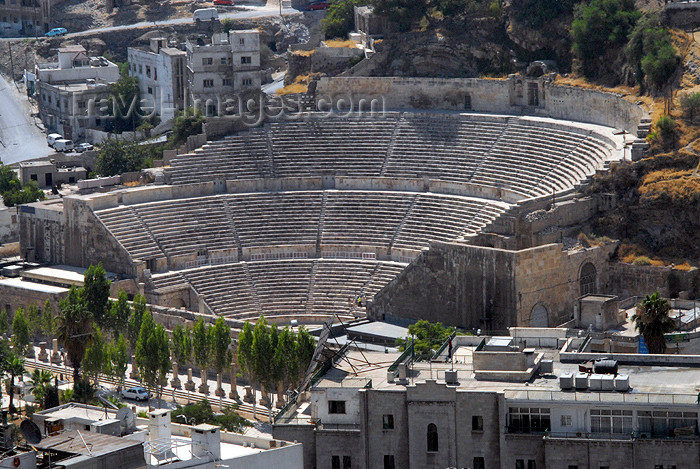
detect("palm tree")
[29,369,54,408]
[632,292,676,354]
[7,356,25,415]
[57,286,94,384]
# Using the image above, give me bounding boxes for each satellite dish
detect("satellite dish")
[20,420,42,445]
[116,407,136,433]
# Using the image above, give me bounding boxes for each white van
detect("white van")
[53,139,74,152]
[47,133,63,148]
[193,8,218,22]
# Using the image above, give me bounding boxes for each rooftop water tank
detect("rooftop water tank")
[560,372,574,390]
[593,359,618,375]
[614,374,630,392]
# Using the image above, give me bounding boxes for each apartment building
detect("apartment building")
[35,45,120,139]
[274,330,700,469]
[127,37,186,121]
[186,29,261,116]
[0,0,53,37]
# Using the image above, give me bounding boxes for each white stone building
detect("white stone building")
[127,37,187,121]
[186,30,262,116]
[35,45,120,140]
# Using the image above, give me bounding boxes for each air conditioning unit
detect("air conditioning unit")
[574,372,589,390]
[614,374,630,392]
[559,372,574,390]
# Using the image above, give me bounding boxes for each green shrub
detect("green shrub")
[680,92,700,123]
[654,115,677,149]
[571,0,640,78]
[172,399,252,433]
[633,256,652,265]
[322,0,369,39]
[625,14,679,92]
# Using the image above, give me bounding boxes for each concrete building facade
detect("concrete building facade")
[35,45,120,140]
[186,30,261,116]
[127,37,187,121]
[0,0,52,37]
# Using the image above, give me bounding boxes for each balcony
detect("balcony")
[543,430,699,441]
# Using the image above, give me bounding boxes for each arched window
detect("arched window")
[427,423,438,452]
[580,262,597,296]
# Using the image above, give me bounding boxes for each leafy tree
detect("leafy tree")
[108,290,131,336]
[168,108,204,148]
[192,317,211,372]
[653,115,677,150]
[27,304,42,341]
[0,165,18,193]
[83,264,111,328]
[41,300,57,343]
[172,399,252,433]
[273,326,296,403]
[72,380,96,404]
[134,312,170,407]
[0,309,8,335]
[396,320,455,358]
[6,354,24,414]
[626,14,679,92]
[237,321,254,398]
[171,324,192,368]
[680,92,700,124]
[295,326,316,386]
[252,317,274,414]
[2,180,46,207]
[96,138,154,177]
[83,326,107,385]
[104,74,143,133]
[29,369,54,407]
[210,318,231,375]
[571,0,640,78]
[127,294,148,351]
[633,292,675,354]
[57,286,94,384]
[108,334,129,392]
[322,0,368,39]
[12,307,31,357]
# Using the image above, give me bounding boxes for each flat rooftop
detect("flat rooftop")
[0,277,68,294]
[36,430,141,456]
[312,345,700,397]
[37,403,117,422]
[22,265,119,287]
[346,321,408,339]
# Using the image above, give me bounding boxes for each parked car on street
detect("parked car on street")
[47,133,63,147]
[75,143,94,153]
[122,386,151,401]
[213,0,233,5]
[45,28,68,37]
[53,139,74,152]
[306,1,329,10]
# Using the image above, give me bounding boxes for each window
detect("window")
[30,174,37,181]
[146,65,151,78]
[220,57,227,65]
[147,87,153,95]
[472,415,483,431]
[382,414,394,429]
[202,57,213,65]
[590,409,632,435]
[561,415,572,427]
[332,456,340,469]
[527,461,536,469]
[154,69,157,80]
[638,411,698,437]
[426,423,438,452]
[474,457,485,469]
[203,79,214,88]
[241,56,252,64]
[508,407,550,433]
[77,101,85,109]
[328,400,345,414]
[383,455,394,469]
[568,466,578,469]
[343,456,351,469]
[516,460,524,469]
[222,78,232,86]
[242,78,253,86]
[239,37,245,45]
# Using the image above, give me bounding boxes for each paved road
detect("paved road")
[0,74,52,165]
[63,5,300,38]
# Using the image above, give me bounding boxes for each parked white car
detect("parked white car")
[53,139,74,152]
[193,7,218,22]
[47,133,63,147]
[122,386,151,401]
[75,142,94,153]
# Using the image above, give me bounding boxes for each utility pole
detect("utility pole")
[8,43,18,91]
